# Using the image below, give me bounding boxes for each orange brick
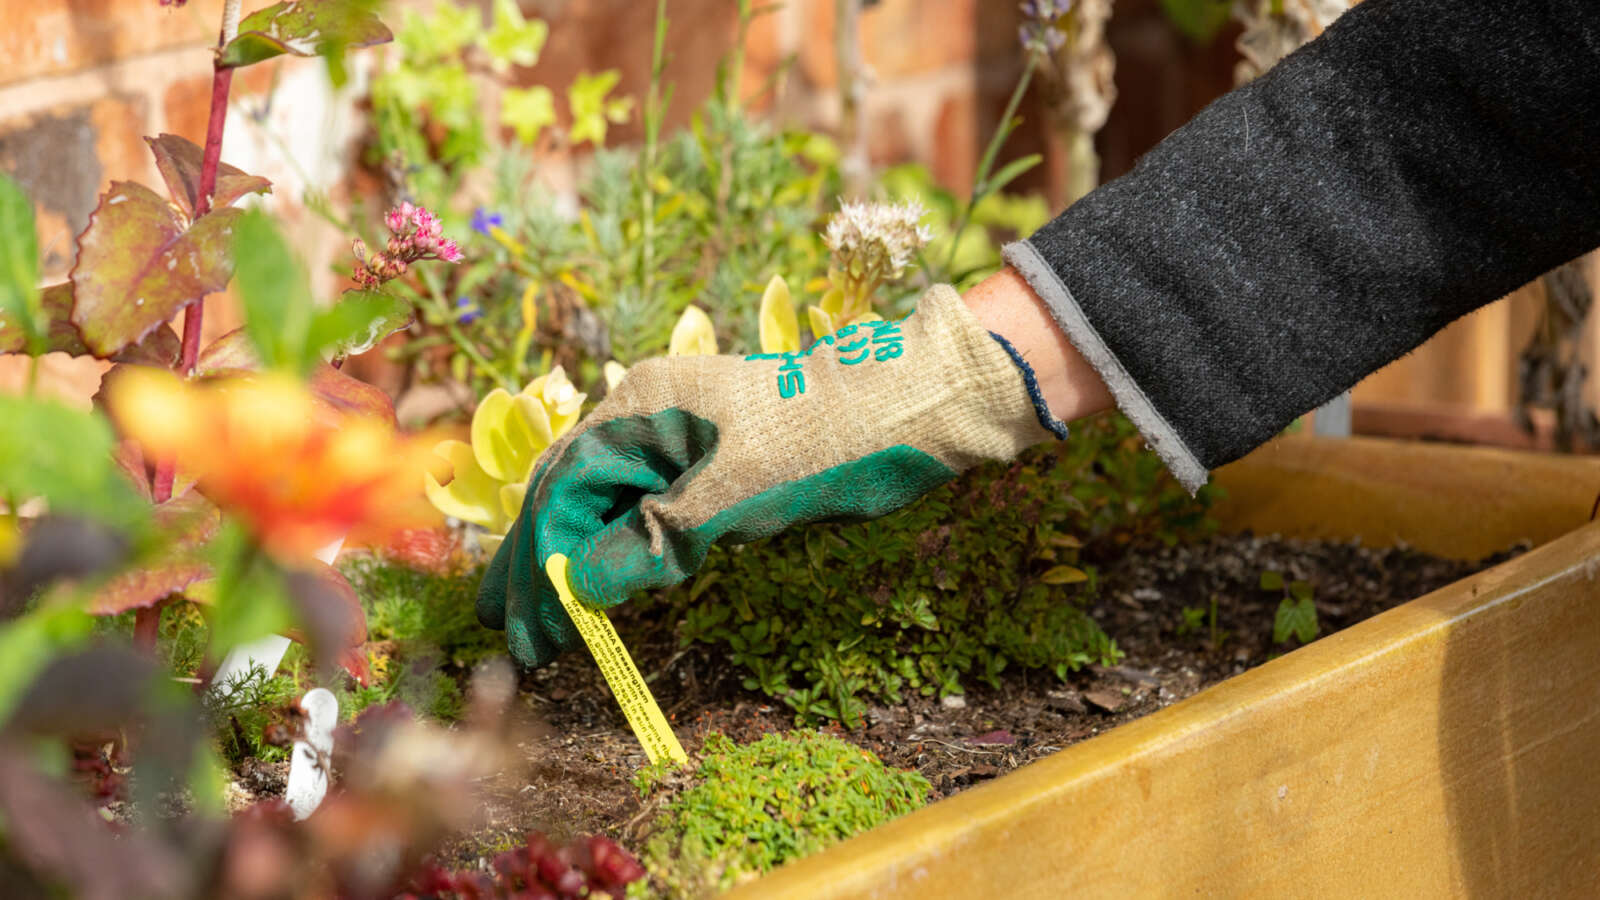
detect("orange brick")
[806,0,1009,88]
[163,72,213,145]
[0,94,153,275]
[931,85,977,195]
[0,0,225,87]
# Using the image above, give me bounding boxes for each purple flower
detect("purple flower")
[1019,0,1071,55]
[455,297,481,325]
[471,207,505,237]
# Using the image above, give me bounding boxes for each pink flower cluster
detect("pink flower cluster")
[352,202,463,289]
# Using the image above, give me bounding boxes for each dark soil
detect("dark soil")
[436,532,1524,861]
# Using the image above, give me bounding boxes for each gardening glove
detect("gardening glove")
[477,284,1067,667]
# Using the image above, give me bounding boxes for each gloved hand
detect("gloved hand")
[477,284,1065,667]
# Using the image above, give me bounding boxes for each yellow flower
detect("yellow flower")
[424,367,586,552]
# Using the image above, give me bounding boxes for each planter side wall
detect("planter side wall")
[1211,436,1599,559]
[737,521,1600,899]
[734,441,1600,898]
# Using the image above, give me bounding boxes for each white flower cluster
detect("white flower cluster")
[823,200,935,282]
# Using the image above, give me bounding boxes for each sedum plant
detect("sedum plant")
[423,367,585,552]
[636,730,929,896]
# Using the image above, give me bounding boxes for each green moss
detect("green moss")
[642,415,1216,726]
[344,558,501,670]
[637,731,930,896]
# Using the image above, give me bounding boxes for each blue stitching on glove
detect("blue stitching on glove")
[989,332,1069,440]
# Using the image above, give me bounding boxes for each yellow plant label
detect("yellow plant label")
[545,554,688,766]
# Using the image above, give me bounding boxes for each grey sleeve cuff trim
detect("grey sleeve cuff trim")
[1001,240,1210,494]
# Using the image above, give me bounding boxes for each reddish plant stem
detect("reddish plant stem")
[153,63,234,507]
[132,596,174,649]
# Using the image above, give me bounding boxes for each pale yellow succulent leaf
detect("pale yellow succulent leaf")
[807,305,837,340]
[603,360,628,391]
[499,481,529,521]
[758,274,799,354]
[469,389,523,483]
[668,305,718,356]
[424,440,510,532]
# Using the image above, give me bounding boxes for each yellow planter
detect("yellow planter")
[731,437,1600,898]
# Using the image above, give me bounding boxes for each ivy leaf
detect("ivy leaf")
[144,134,272,220]
[484,0,548,71]
[502,85,556,146]
[568,70,632,147]
[220,0,393,69]
[1273,593,1319,645]
[0,174,41,355]
[69,182,240,358]
[1258,570,1284,592]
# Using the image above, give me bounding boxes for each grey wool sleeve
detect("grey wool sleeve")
[1004,0,1600,492]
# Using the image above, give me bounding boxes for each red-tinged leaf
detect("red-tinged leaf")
[153,488,221,549]
[338,645,372,685]
[0,747,187,900]
[282,563,368,673]
[310,361,397,426]
[70,182,240,357]
[380,527,462,574]
[195,325,258,372]
[144,134,272,221]
[112,322,181,367]
[1,283,89,356]
[86,560,212,615]
[220,0,394,69]
[198,327,398,426]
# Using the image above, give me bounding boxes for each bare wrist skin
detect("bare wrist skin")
[963,266,1113,424]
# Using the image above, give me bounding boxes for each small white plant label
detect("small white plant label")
[286,688,338,820]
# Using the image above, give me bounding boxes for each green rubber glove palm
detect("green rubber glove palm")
[477,285,1064,667]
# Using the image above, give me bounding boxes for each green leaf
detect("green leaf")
[1259,570,1284,592]
[569,70,631,147]
[501,85,556,146]
[0,173,42,355]
[484,0,548,71]
[69,182,240,358]
[1040,565,1088,585]
[220,0,394,69]
[979,153,1042,198]
[0,396,145,524]
[310,289,414,360]
[396,3,482,64]
[144,134,272,220]
[204,522,294,652]
[1273,595,1319,645]
[1160,0,1234,43]
[231,209,315,372]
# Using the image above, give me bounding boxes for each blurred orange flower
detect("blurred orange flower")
[108,368,436,562]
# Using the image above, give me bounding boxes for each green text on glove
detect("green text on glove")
[744,315,910,399]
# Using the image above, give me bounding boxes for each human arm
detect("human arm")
[1004,0,1600,490]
